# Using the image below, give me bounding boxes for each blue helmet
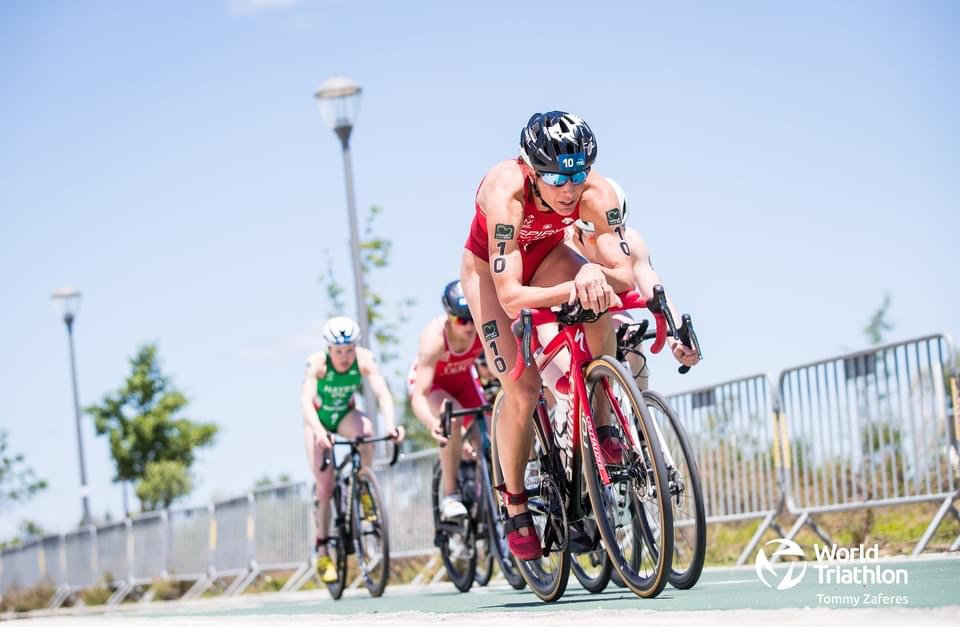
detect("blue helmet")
[441,280,471,319]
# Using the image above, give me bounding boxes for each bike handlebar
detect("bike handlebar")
[318,433,400,472]
[439,400,491,446]
[509,287,671,381]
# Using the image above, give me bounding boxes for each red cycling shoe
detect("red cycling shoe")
[597,425,627,465]
[496,484,542,561]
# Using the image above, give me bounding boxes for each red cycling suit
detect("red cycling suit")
[465,160,582,285]
[407,327,486,427]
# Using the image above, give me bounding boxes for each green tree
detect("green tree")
[0,519,46,550]
[135,460,191,510]
[864,294,894,345]
[0,429,47,513]
[253,473,292,489]
[86,343,218,511]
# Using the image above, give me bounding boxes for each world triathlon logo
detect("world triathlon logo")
[755,539,808,590]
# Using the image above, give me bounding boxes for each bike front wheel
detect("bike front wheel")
[581,356,673,599]
[641,390,706,589]
[351,467,390,597]
[431,459,476,592]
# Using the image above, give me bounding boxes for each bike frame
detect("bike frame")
[324,435,400,537]
[508,290,668,486]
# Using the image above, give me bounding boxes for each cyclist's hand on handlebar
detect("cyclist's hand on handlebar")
[431,419,449,445]
[570,264,621,314]
[315,429,333,451]
[669,337,700,367]
[390,425,406,443]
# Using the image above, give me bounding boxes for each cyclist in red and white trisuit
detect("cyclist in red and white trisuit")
[564,177,699,388]
[408,280,486,520]
[460,111,639,561]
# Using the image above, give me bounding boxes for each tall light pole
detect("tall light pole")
[314,76,379,433]
[51,287,92,525]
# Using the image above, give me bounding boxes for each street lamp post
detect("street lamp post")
[314,76,379,434]
[51,287,92,525]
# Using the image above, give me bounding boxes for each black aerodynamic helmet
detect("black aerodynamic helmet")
[441,280,471,319]
[519,111,598,174]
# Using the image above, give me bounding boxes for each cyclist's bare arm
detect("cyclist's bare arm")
[624,228,698,365]
[479,162,578,318]
[577,179,637,292]
[357,347,401,436]
[410,320,446,434]
[300,352,329,441]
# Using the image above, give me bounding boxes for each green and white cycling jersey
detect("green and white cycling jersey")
[315,353,362,431]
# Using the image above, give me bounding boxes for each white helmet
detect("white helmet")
[322,316,361,345]
[574,176,628,233]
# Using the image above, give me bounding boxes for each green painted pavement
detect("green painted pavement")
[135,557,958,619]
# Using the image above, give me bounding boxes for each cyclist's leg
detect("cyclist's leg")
[304,422,336,556]
[461,251,542,537]
[336,409,375,467]
[427,387,463,497]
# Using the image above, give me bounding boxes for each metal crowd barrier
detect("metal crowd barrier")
[0,539,44,592]
[167,504,211,583]
[2,334,957,603]
[211,494,254,594]
[41,534,66,589]
[373,449,438,559]
[132,511,167,584]
[666,374,784,564]
[777,334,959,555]
[63,527,96,590]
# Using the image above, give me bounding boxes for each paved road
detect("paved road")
[17,555,960,626]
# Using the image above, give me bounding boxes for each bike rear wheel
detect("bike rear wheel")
[641,390,706,589]
[570,478,611,594]
[431,460,476,592]
[323,485,348,600]
[351,467,390,597]
[475,545,494,586]
[478,451,525,589]
[581,356,673,599]
[491,390,570,602]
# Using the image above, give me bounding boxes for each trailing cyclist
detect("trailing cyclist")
[565,177,700,382]
[300,316,405,583]
[408,280,486,521]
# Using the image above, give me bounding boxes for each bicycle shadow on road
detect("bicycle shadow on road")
[482,589,676,609]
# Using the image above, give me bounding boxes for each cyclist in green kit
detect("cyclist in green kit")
[300,316,405,583]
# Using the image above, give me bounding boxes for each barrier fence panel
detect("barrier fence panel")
[0,540,44,592]
[131,511,167,584]
[63,527,96,589]
[253,482,312,571]
[212,495,253,577]
[374,449,438,558]
[779,334,957,512]
[94,521,129,585]
[666,374,779,523]
[167,505,211,582]
[41,535,65,588]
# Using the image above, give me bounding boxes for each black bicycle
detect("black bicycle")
[615,287,706,590]
[432,400,525,592]
[318,433,399,599]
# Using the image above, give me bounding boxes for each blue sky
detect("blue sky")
[1,0,957,536]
